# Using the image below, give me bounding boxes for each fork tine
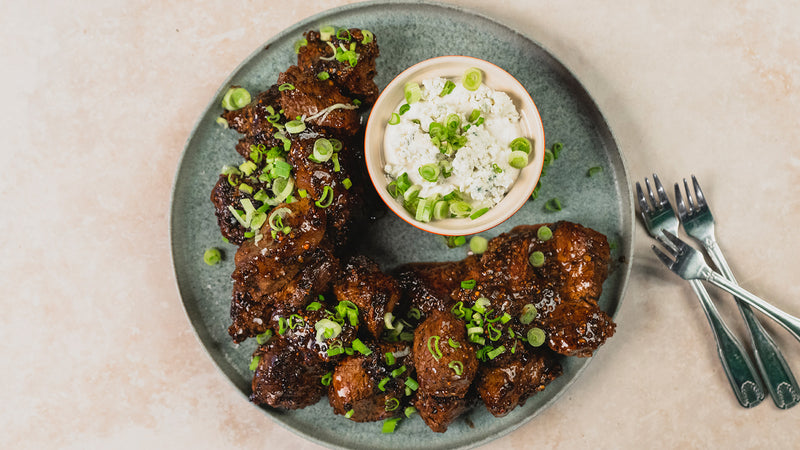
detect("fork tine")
[635,182,650,213]
[662,229,690,252]
[651,245,676,269]
[652,174,670,207]
[645,178,658,210]
[691,175,707,208]
[655,233,679,256]
[674,183,687,220]
[683,178,695,212]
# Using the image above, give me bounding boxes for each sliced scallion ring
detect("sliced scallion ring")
[271,176,295,203]
[469,236,488,254]
[268,207,291,231]
[529,250,545,267]
[439,80,456,97]
[404,82,422,104]
[361,29,374,44]
[203,248,221,266]
[448,360,464,376]
[469,207,489,220]
[433,200,450,220]
[427,335,443,361]
[462,67,483,91]
[278,83,295,91]
[508,150,529,169]
[293,38,308,54]
[221,87,251,111]
[415,198,434,222]
[317,71,330,81]
[320,25,335,41]
[537,225,553,241]
[388,113,400,125]
[285,119,306,134]
[520,304,538,325]
[311,138,334,163]
[403,185,421,202]
[418,163,440,182]
[449,201,471,217]
[527,327,546,347]
[510,137,532,154]
[315,185,334,208]
[314,318,342,342]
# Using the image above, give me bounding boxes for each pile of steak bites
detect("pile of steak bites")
[210,28,616,433]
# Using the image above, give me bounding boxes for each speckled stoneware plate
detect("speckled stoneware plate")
[170,1,633,449]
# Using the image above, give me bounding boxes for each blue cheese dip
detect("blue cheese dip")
[383,74,530,222]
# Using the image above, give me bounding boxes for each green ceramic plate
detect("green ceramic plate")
[171,1,633,449]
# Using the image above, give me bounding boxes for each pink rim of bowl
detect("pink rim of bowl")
[364,55,546,236]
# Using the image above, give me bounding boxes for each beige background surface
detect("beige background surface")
[3,0,799,448]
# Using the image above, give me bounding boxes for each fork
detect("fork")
[636,175,765,407]
[675,176,800,409]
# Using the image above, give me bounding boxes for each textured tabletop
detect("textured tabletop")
[3,0,799,448]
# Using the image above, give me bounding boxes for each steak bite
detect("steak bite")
[412,310,478,398]
[277,65,360,136]
[544,301,615,357]
[332,255,401,339]
[394,256,479,317]
[221,85,282,137]
[413,391,471,433]
[328,342,413,422]
[250,336,330,409]
[297,28,380,105]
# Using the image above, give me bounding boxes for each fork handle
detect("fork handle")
[688,279,765,407]
[702,241,800,409]
[704,270,800,342]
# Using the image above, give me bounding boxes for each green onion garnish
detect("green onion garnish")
[404,406,417,418]
[445,113,461,131]
[391,365,407,378]
[552,142,564,158]
[320,25,335,41]
[382,417,402,433]
[487,345,506,360]
[314,318,342,342]
[285,119,306,134]
[508,150,529,169]
[405,377,419,391]
[432,200,450,220]
[306,301,322,311]
[462,67,482,91]
[321,371,333,386]
[239,160,257,176]
[249,355,260,371]
[418,163,440,182]
[256,330,272,345]
[351,338,372,356]
[221,87,251,111]
[449,201,471,217]
[407,308,421,320]
[439,80,456,96]
[203,247,221,265]
[404,82,422,104]
[278,83,295,91]
[492,163,504,173]
[427,335,443,361]
[315,185,335,208]
[361,29,374,44]
[378,377,390,392]
[336,27,352,41]
[385,352,396,366]
[288,314,305,329]
[500,313,512,324]
[216,117,229,128]
[448,360,464,376]
[327,345,345,357]
[469,207,489,220]
[545,198,562,212]
[335,300,359,326]
[332,153,341,172]
[388,113,400,125]
[297,189,308,198]
[445,235,467,248]
[342,178,352,190]
[278,317,288,335]
[537,225,553,241]
[469,236,488,255]
[544,149,554,167]
[487,323,502,341]
[510,137,532,154]
[311,138,334,163]
[468,109,481,122]
[587,166,603,177]
[270,161,292,179]
[415,197,434,222]
[345,409,354,419]
[529,251,545,267]
[294,38,307,54]
[399,104,410,115]
[461,279,476,290]
[317,71,330,81]
[527,327,546,347]
[520,304,538,325]
[448,338,461,349]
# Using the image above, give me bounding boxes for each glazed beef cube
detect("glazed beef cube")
[277,65,360,135]
[544,301,615,357]
[394,256,479,317]
[413,392,470,433]
[412,310,478,398]
[221,85,282,137]
[328,342,413,422]
[250,336,330,409]
[268,304,359,363]
[297,28,380,105]
[332,255,401,338]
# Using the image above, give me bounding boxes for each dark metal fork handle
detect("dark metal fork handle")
[689,279,765,407]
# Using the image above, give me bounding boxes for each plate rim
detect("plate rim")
[169,1,635,448]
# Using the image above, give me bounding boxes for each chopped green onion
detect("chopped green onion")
[378,377,390,392]
[254,329,273,345]
[448,338,461,349]
[352,338,372,356]
[510,137,532,154]
[405,377,419,391]
[311,138,334,163]
[327,345,345,357]
[336,28,351,41]
[385,352,396,366]
[537,225,553,241]
[529,251,545,267]
[203,247,221,265]
[469,236,488,255]
[221,87,251,111]
[332,153,341,172]
[487,323,502,341]
[544,149,554,167]
[316,70,330,80]
[439,80,456,96]
[446,235,467,248]
[391,365,407,378]
[249,355,260,371]
[298,189,308,198]
[418,163,440,182]
[216,117,229,128]
[239,160,257,176]
[385,397,400,412]
[531,181,541,200]
[294,38,307,54]
[527,327,546,347]
[469,207,489,220]
[407,308,421,320]
[321,371,333,386]
[449,201,471,217]
[314,318,342,342]
[404,406,417,417]
[278,83,295,91]
[545,198,562,212]
[403,185,421,202]
[404,82,422,104]
[474,297,491,313]
[353,99,361,106]
[487,345,506,360]
[461,279,476,290]
[399,104,410,115]
[415,197,434,222]
[306,301,322,311]
[468,109,481,122]
[587,166,603,177]
[270,161,292,180]
[433,200,450,220]
[382,417,402,433]
[335,300,359,326]
[320,25,335,41]
[492,163,504,173]
[285,119,306,134]
[445,113,461,131]
[345,409,354,419]
[288,314,305,329]
[448,360,464,376]
[315,185,335,208]
[427,335,443,361]
[520,304,538,324]
[500,313,512,324]
[238,183,252,195]
[462,67,482,91]
[361,29,374,44]
[508,150,529,169]
[552,142,564,159]
[388,113,400,125]
[342,178,352,190]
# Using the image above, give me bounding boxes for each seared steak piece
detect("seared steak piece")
[332,255,401,339]
[394,256,479,317]
[268,303,359,363]
[297,28,380,105]
[412,310,478,398]
[210,174,259,245]
[222,85,282,137]
[544,301,615,357]
[277,65,360,135]
[328,342,413,422]
[476,346,562,417]
[250,336,330,409]
[413,392,471,433]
